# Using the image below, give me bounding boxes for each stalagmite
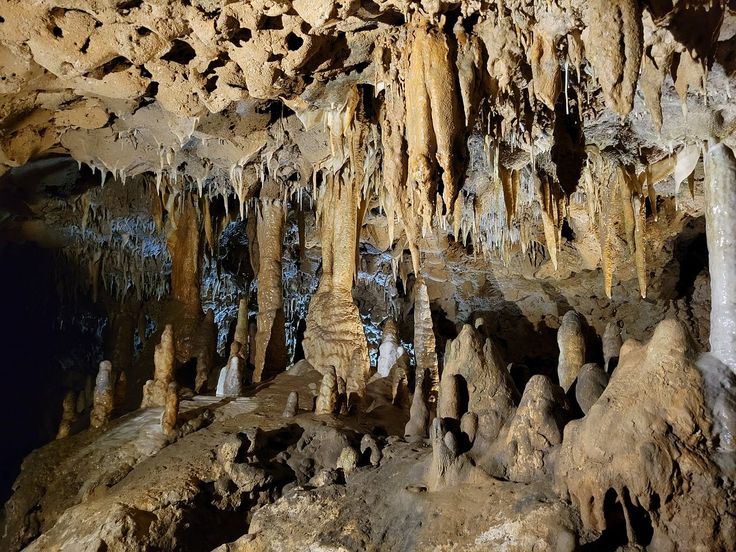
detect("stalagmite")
[282,391,298,418]
[141,325,175,408]
[414,277,439,400]
[438,373,462,422]
[233,297,249,357]
[602,321,623,373]
[376,319,405,378]
[56,391,77,439]
[575,363,609,415]
[90,361,114,429]
[705,143,736,371]
[315,367,338,415]
[216,355,243,397]
[253,198,288,383]
[360,434,382,466]
[404,371,430,440]
[557,311,586,392]
[161,382,179,436]
[460,412,478,445]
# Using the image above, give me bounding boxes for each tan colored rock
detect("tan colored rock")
[583,0,643,116]
[497,375,569,483]
[315,367,338,415]
[161,382,179,436]
[575,363,608,415]
[90,361,114,429]
[438,372,462,422]
[282,391,299,418]
[253,199,288,383]
[414,277,439,401]
[557,311,585,392]
[360,434,382,466]
[557,320,735,549]
[303,146,370,397]
[460,411,478,445]
[443,325,518,447]
[602,320,623,373]
[336,446,358,474]
[141,324,175,408]
[56,390,77,439]
[404,372,430,440]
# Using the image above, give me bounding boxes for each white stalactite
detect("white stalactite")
[705,143,736,372]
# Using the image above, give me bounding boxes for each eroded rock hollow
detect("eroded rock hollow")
[1,1,735,550]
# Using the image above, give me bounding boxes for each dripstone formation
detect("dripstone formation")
[1,1,735,551]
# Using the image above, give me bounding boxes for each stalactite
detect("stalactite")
[705,143,736,371]
[166,196,202,310]
[530,29,561,111]
[583,0,643,116]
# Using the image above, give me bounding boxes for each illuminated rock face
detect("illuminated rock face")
[1,2,736,551]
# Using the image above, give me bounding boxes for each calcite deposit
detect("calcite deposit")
[1,0,736,550]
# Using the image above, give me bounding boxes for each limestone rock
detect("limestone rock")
[575,363,609,415]
[282,391,299,418]
[557,311,586,392]
[90,361,114,429]
[556,320,736,550]
[443,325,519,448]
[315,367,338,415]
[404,372,430,440]
[499,376,570,484]
[141,324,175,408]
[56,390,77,439]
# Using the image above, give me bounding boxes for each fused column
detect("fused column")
[91,361,114,429]
[303,163,370,397]
[253,199,288,383]
[705,143,736,372]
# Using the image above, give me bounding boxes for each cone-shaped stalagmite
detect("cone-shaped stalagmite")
[414,277,439,400]
[557,311,586,392]
[161,382,179,436]
[252,198,287,383]
[141,325,175,408]
[91,361,114,429]
[56,390,77,439]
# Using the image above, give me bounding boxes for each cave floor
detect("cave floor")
[4,366,585,552]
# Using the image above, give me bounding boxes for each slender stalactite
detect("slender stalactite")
[705,143,736,372]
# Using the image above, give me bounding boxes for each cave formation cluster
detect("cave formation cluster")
[1,0,736,551]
